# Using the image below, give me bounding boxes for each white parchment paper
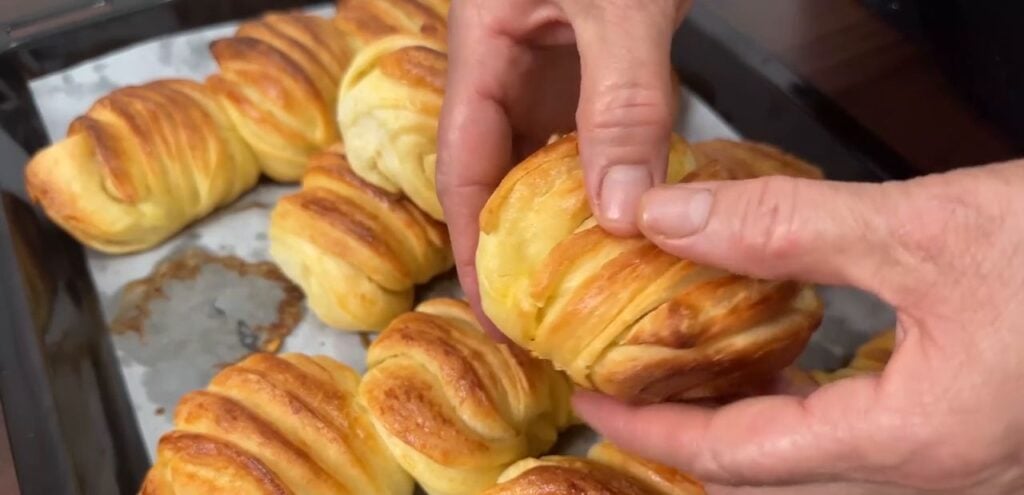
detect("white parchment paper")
[26,1,896,469]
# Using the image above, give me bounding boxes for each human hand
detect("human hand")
[572,160,1024,494]
[436,0,691,336]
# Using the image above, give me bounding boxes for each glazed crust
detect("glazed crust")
[336,34,447,220]
[482,441,706,495]
[208,12,352,182]
[332,0,449,49]
[23,79,260,254]
[477,134,825,404]
[359,298,575,495]
[268,144,452,331]
[138,353,413,495]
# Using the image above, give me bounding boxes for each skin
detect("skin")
[436,1,1024,493]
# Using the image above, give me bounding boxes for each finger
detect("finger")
[637,176,923,303]
[572,374,884,487]
[436,2,521,332]
[563,0,690,236]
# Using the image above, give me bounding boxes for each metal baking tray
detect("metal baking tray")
[0,1,912,493]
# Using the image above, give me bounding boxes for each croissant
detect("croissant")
[207,12,352,182]
[269,144,452,331]
[483,441,706,495]
[359,298,576,495]
[810,329,896,384]
[333,0,449,49]
[139,352,413,495]
[476,134,826,404]
[336,34,447,220]
[23,79,260,254]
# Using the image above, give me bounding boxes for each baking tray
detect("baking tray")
[0,2,911,493]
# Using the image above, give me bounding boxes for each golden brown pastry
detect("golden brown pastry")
[332,0,449,49]
[359,298,576,495]
[483,441,706,495]
[476,134,826,404]
[207,12,352,182]
[24,79,260,254]
[269,144,452,331]
[810,329,896,384]
[336,34,447,220]
[139,352,413,495]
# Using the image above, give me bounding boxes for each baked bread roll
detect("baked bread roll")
[359,298,576,495]
[483,441,706,495]
[333,0,449,49]
[208,12,352,182]
[336,34,447,220]
[139,352,412,495]
[24,79,260,254]
[476,134,825,404]
[811,329,896,384]
[269,144,452,331]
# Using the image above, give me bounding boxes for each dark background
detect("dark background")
[700,0,1024,173]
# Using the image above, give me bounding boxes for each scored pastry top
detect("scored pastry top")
[477,133,825,404]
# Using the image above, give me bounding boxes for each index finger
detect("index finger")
[436,2,521,339]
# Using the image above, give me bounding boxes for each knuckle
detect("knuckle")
[735,176,804,263]
[582,83,674,132]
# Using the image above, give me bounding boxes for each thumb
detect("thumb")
[566,0,690,236]
[572,374,885,487]
[638,175,919,302]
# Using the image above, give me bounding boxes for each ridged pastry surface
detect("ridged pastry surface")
[483,441,706,495]
[477,134,826,404]
[333,0,449,49]
[23,79,260,254]
[208,12,352,182]
[359,298,575,495]
[139,352,413,495]
[269,144,452,331]
[336,34,447,220]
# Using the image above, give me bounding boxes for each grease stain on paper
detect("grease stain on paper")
[110,247,304,410]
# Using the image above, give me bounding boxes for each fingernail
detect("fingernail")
[600,166,652,226]
[641,186,713,238]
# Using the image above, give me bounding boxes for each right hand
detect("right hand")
[573,159,1024,494]
[436,0,692,336]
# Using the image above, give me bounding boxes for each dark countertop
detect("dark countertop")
[700,0,1024,172]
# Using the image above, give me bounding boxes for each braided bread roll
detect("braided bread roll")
[483,441,706,495]
[333,0,449,49]
[208,12,352,182]
[477,134,825,404]
[336,34,447,220]
[24,79,260,254]
[811,329,896,384]
[359,298,576,495]
[269,144,452,331]
[139,352,412,495]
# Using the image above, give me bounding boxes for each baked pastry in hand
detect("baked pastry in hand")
[208,12,352,182]
[359,298,576,495]
[476,134,825,404]
[139,352,413,495]
[483,441,706,495]
[24,79,260,254]
[811,328,896,384]
[336,34,447,220]
[269,144,452,331]
[333,0,449,49]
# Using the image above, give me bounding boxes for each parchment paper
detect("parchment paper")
[27,1,896,467]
